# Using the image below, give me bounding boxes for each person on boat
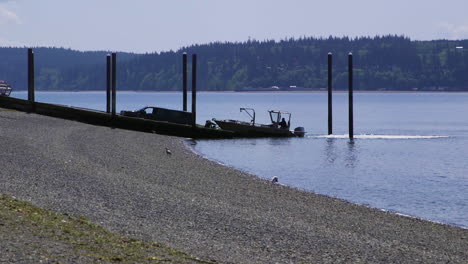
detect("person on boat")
[279,118,288,129]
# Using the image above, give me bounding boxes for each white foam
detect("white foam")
[311,134,449,140]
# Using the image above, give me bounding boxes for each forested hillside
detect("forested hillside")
[0,47,138,91]
[1,36,468,91]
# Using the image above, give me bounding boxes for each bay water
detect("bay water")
[12,91,468,228]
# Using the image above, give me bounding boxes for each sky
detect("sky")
[1,0,468,53]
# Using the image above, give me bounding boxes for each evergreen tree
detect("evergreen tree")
[1,36,467,91]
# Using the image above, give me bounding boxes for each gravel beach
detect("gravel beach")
[1,108,467,263]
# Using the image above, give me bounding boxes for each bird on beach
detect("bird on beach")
[165,147,172,155]
[271,176,278,184]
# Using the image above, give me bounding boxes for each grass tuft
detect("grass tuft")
[0,194,212,263]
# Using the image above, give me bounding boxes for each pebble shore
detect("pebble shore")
[1,109,467,263]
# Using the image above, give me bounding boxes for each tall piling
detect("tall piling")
[106,54,111,114]
[348,52,354,140]
[191,54,197,127]
[328,52,333,135]
[183,53,188,112]
[27,48,35,106]
[111,53,117,117]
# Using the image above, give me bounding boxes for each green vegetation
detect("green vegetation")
[1,36,468,91]
[0,194,211,263]
[0,47,138,91]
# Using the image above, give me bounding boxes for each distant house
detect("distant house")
[0,80,13,96]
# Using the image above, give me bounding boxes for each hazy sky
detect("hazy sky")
[1,0,468,53]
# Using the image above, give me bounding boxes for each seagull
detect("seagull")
[271,176,278,184]
[165,147,172,155]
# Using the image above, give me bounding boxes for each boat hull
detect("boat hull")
[214,119,295,137]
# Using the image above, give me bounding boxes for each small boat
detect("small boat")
[0,80,13,96]
[213,108,305,138]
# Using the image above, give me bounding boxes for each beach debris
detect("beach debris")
[165,147,172,155]
[271,176,278,184]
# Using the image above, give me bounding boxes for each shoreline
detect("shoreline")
[1,108,467,263]
[185,139,467,230]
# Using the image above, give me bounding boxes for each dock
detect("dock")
[0,96,234,139]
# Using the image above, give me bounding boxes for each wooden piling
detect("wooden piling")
[27,48,35,106]
[111,53,117,117]
[328,52,333,135]
[191,54,197,127]
[183,53,188,112]
[348,52,354,140]
[106,54,111,114]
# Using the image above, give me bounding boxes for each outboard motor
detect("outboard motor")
[293,127,305,137]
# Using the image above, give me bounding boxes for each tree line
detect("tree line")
[1,36,467,91]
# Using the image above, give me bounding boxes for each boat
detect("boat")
[212,108,305,137]
[0,80,13,96]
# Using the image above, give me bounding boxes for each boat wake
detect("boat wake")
[310,134,449,140]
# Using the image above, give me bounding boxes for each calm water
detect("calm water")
[12,91,468,228]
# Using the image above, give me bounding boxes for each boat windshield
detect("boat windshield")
[269,110,291,126]
[270,111,281,123]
